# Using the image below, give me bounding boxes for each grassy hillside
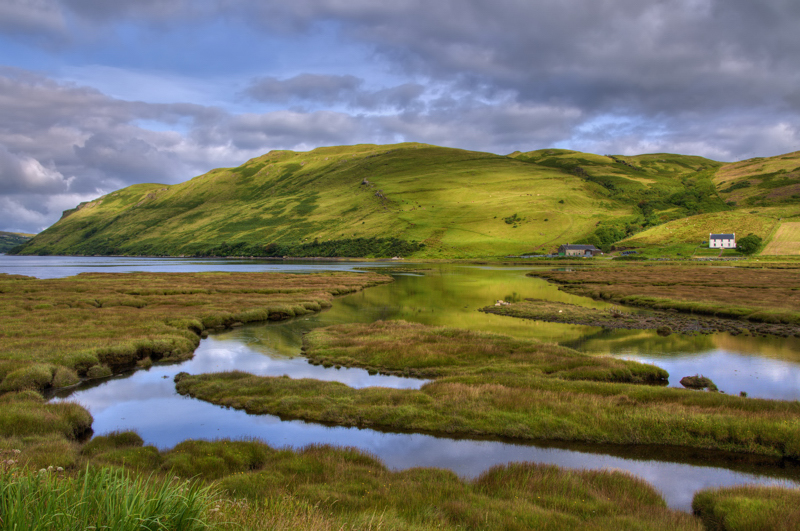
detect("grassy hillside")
[0,232,34,253]
[714,151,800,208]
[617,207,789,255]
[15,143,726,258]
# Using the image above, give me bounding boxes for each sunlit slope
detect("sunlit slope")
[617,207,791,254]
[714,151,800,207]
[19,143,634,258]
[510,149,725,221]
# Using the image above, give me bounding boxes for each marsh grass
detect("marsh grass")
[302,320,667,383]
[0,466,213,531]
[160,441,699,530]
[692,485,800,530]
[0,271,390,392]
[532,266,800,326]
[175,321,800,457]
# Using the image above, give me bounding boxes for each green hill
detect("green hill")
[714,151,800,208]
[0,232,34,253]
[13,143,729,259]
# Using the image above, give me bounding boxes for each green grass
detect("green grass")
[714,150,800,208]
[692,485,800,530]
[14,143,727,259]
[0,271,390,392]
[175,321,800,458]
[78,438,700,531]
[0,466,213,531]
[617,208,786,257]
[0,231,33,253]
[301,320,667,383]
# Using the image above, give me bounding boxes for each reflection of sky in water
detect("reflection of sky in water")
[614,349,800,400]
[13,255,800,510]
[58,361,798,511]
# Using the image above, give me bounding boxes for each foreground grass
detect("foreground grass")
[692,485,800,530]
[531,265,800,328]
[61,435,702,530]
[0,271,390,393]
[175,321,800,458]
[0,466,213,531]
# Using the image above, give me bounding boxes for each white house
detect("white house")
[709,233,735,249]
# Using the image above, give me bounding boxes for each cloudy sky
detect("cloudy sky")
[1,0,799,233]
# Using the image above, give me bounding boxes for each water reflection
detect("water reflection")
[55,352,800,512]
[12,255,800,509]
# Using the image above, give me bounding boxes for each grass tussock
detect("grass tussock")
[152,440,697,530]
[692,485,800,530]
[0,437,702,530]
[0,271,390,392]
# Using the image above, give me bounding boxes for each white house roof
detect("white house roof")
[710,233,735,239]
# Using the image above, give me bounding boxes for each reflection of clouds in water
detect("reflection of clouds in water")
[67,379,800,512]
[189,337,429,389]
[616,349,800,400]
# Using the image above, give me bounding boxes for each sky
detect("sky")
[1,0,799,234]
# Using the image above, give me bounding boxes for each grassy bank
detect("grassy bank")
[14,434,698,530]
[531,265,800,330]
[481,298,796,336]
[0,271,390,393]
[692,485,800,530]
[175,321,800,458]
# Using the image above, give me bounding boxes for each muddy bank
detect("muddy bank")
[481,299,800,337]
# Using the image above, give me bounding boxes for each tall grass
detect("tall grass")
[0,467,213,531]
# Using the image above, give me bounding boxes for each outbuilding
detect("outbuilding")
[709,233,735,249]
[558,244,602,257]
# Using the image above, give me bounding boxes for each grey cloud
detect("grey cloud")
[0,0,66,38]
[247,74,363,105]
[246,74,425,111]
[0,145,71,195]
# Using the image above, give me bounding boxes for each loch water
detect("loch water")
[4,255,800,510]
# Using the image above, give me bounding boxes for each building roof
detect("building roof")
[709,233,735,239]
[560,244,601,251]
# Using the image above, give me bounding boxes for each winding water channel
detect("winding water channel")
[4,255,800,511]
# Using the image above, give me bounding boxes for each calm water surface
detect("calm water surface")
[6,255,800,510]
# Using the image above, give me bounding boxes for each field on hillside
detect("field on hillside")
[13,143,728,259]
[617,207,789,255]
[762,222,800,255]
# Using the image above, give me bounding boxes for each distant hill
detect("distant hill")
[0,232,34,253]
[12,143,734,258]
